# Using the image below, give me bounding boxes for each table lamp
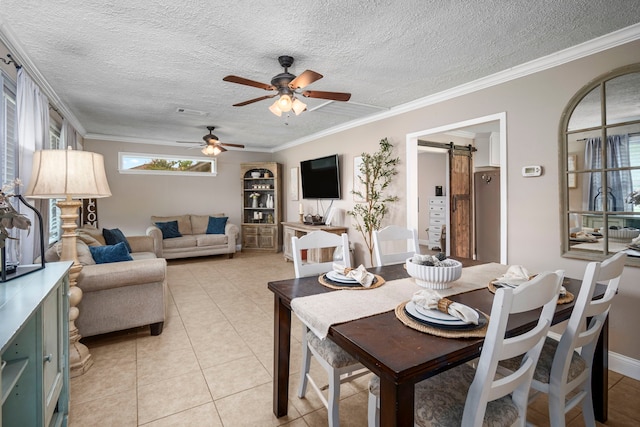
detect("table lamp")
[25,147,111,377]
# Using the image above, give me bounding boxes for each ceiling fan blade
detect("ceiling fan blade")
[176,141,203,144]
[289,70,323,90]
[302,90,351,102]
[233,94,277,107]
[219,142,245,149]
[223,75,274,91]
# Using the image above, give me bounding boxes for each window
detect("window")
[47,124,62,244]
[0,70,17,185]
[561,63,640,266]
[118,152,217,176]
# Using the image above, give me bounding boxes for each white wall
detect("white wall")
[83,140,273,236]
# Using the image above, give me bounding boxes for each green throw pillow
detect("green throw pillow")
[155,220,182,239]
[89,242,133,264]
[206,216,228,234]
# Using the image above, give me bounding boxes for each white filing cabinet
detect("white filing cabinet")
[428,196,447,249]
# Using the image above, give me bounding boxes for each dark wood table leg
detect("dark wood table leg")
[593,316,608,422]
[273,296,291,417]
[379,377,414,427]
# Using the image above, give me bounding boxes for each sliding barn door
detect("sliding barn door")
[449,147,473,258]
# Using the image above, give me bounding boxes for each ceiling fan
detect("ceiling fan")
[177,126,244,156]
[223,55,351,116]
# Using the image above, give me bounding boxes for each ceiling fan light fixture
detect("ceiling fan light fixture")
[277,94,292,112]
[269,100,283,117]
[202,144,216,156]
[292,98,307,116]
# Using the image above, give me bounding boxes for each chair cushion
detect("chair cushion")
[102,228,132,252]
[89,242,133,264]
[45,240,96,266]
[155,220,182,239]
[307,331,359,368]
[500,336,587,384]
[369,364,519,427]
[206,216,228,234]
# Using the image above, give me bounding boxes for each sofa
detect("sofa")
[45,225,168,337]
[146,214,239,260]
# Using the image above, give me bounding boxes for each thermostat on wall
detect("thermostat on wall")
[522,165,542,177]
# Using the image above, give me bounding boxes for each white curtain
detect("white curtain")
[62,117,78,149]
[17,68,49,264]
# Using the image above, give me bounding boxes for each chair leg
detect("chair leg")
[297,326,312,398]
[581,386,596,427]
[367,391,379,427]
[327,369,341,427]
[548,391,567,427]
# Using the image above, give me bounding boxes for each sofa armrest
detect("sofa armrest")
[127,235,155,254]
[225,222,238,253]
[78,258,167,293]
[146,225,164,258]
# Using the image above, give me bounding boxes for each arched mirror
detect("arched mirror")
[561,63,640,265]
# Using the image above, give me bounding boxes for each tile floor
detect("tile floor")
[69,252,640,426]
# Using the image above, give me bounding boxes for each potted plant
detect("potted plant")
[348,138,399,265]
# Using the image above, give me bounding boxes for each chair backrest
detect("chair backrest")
[372,225,420,266]
[292,230,351,278]
[463,270,564,425]
[551,252,626,389]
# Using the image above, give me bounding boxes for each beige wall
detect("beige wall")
[272,39,640,361]
[83,140,272,236]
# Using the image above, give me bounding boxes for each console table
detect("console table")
[1,262,71,426]
[281,222,348,263]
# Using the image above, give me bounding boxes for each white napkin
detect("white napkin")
[332,263,375,287]
[411,289,479,325]
[494,265,531,287]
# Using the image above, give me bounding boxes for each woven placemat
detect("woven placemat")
[318,274,386,290]
[395,301,489,338]
[487,281,575,304]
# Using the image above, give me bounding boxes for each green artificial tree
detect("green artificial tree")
[348,138,400,266]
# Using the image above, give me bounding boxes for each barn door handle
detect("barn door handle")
[451,195,457,212]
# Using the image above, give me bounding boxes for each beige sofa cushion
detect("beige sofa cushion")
[78,225,106,246]
[190,214,225,235]
[196,234,227,246]
[45,239,96,266]
[151,215,192,235]
[162,235,197,250]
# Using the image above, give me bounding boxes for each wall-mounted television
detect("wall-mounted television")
[300,154,341,199]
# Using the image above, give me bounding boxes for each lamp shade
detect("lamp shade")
[24,148,112,199]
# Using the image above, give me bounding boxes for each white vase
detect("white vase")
[267,194,273,208]
[252,198,258,208]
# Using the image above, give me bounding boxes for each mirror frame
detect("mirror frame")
[559,63,640,266]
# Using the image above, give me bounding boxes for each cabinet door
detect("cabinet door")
[283,227,296,259]
[42,285,64,427]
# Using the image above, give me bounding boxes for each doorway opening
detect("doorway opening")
[406,112,507,264]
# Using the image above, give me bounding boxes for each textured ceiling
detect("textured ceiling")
[0,0,639,151]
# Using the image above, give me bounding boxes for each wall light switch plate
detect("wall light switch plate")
[522,165,542,177]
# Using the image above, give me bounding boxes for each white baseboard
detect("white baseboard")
[610,352,640,381]
[548,331,640,381]
[236,244,242,251]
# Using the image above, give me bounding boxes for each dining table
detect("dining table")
[268,258,610,427]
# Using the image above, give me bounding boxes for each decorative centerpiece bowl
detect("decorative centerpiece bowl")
[406,255,462,290]
[251,171,261,178]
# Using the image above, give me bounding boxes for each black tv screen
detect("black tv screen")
[300,154,341,199]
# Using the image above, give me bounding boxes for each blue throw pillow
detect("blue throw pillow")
[102,228,132,252]
[89,242,133,264]
[206,216,228,234]
[155,220,182,239]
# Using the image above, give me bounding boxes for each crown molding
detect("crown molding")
[275,22,640,152]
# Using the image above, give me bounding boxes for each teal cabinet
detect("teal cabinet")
[1,262,71,427]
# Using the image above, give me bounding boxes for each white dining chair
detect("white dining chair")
[291,230,369,427]
[500,252,626,427]
[372,225,420,266]
[367,270,564,427]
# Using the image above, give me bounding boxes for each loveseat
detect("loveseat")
[146,214,239,260]
[45,225,167,337]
